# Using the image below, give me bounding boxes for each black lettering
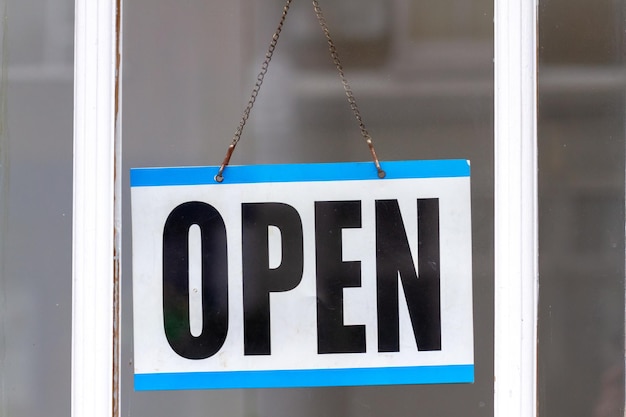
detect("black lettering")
[242,203,304,355]
[162,201,228,359]
[376,199,441,352]
[315,201,366,354]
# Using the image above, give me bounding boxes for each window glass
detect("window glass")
[122,0,493,415]
[0,0,74,415]
[538,1,626,416]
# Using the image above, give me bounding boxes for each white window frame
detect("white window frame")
[72,0,121,416]
[493,0,538,417]
[70,0,538,416]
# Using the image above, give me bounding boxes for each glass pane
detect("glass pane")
[538,0,626,416]
[122,0,493,415]
[0,0,74,415]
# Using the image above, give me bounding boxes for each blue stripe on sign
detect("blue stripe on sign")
[134,364,474,391]
[130,160,470,187]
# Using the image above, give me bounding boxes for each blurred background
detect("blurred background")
[0,0,622,416]
[0,0,74,416]
[538,1,625,416]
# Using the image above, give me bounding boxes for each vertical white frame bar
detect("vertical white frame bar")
[494,0,538,416]
[72,0,121,416]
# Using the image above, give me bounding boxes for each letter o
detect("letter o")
[162,201,228,359]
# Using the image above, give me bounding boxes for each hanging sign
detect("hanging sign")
[130,160,474,391]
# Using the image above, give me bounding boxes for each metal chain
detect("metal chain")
[311,0,385,178]
[233,0,293,148]
[215,0,293,182]
[215,0,385,182]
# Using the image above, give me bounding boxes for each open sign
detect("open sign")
[131,160,474,391]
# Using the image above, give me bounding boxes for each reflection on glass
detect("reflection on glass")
[538,0,625,416]
[1,0,74,415]
[123,0,493,415]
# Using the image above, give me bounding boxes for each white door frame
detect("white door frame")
[494,0,538,417]
[70,0,538,416]
[72,0,121,416]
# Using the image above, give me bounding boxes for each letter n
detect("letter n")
[376,199,441,352]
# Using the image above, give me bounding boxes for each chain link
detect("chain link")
[216,0,385,182]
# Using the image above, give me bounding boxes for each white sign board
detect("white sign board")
[131,160,473,390]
